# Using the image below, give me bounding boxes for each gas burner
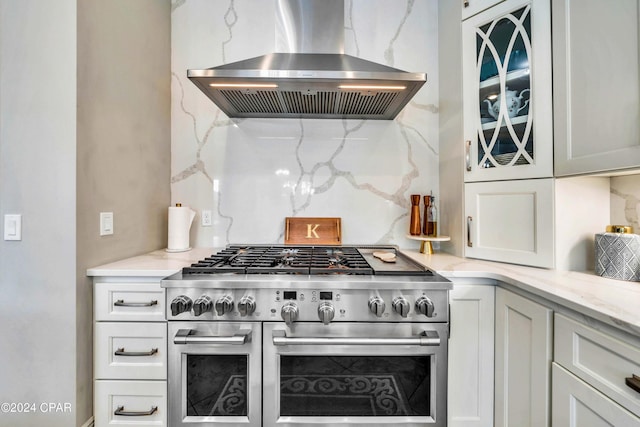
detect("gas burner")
[181,245,433,276]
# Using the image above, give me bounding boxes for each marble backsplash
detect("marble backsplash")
[171,0,640,251]
[610,175,640,232]
[171,0,439,248]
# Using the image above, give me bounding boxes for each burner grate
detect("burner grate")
[182,245,377,275]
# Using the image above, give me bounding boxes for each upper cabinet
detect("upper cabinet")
[462,0,506,21]
[463,0,553,182]
[553,0,640,176]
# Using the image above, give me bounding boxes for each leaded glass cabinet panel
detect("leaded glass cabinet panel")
[463,0,552,182]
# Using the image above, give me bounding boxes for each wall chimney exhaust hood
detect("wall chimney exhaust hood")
[187,0,426,120]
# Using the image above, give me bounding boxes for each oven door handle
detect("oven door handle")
[272,330,440,346]
[173,329,252,345]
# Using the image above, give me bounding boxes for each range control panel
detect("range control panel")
[166,288,448,324]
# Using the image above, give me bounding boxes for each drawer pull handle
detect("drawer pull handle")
[114,347,158,357]
[463,0,469,7]
[114,406,158,417]
[467,216,473,247]
[114,299,158,307]
[174,328,252,345]
[626,374,640,394]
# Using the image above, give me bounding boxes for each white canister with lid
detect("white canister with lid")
[594,225,640,281]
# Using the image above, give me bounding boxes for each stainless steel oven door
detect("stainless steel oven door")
[263,322,448,427]
[168,322,261,427]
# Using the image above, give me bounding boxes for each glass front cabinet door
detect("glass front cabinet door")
[463,0,553,182]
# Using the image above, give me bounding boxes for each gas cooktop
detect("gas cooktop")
[181,245,432,276]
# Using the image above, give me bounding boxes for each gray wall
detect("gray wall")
[438,0,464,256]
[0,1,171,426]
[76,0,171,424]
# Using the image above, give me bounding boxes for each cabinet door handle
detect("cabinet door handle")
[626,374,640,394]
[114,299,158,307]
[465,140,472,172]
[463,0,469,7]
[114,406,158,416]
[467,216,473,247]
[114,347,158,357]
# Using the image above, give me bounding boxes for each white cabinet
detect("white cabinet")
[462,0,506,21]
[495,287,552,427]
[465,178,555,268]
[94,278,168,427]
[448,283,495,427]
[95,322,167,380]
[552,0,640,176]
[552,364,640,427]
[95,380,167,427]
[463,0,553,182]
[553,313,640,423]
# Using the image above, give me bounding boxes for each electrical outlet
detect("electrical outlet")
[202,210,212,226]
[100,212,114,236]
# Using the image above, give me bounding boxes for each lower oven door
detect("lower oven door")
[263,322,448,427]
[168,322,261,427]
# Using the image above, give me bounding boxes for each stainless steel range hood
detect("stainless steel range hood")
[187,0,426,120]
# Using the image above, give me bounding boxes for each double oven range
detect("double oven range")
[161,245,451,427]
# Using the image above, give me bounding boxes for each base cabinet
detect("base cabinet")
[553,313,640,426]
[494,287,552,427]
[448,284,495,426]
[552,364,640,427]
[94,278,168,427]
[95,380,167,427]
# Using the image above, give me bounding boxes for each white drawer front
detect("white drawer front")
[94,380,166,427]
[552,363,640,427]
[95,283,165,322]
[555,313,640,417]
[95,322,167,380]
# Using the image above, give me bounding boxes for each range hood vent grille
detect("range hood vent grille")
[220,90,282,114]
[283,91,337,115]
[213,86,405,118]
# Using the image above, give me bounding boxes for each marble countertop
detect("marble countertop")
[86,248,215,277]
[87,247,640,336]
[403,251,640,336]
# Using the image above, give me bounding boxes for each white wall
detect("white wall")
[0,1,77,426]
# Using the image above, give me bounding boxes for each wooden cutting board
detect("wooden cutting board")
[285,217,341,245]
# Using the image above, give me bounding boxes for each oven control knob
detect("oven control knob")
[392,296,410,318]
[193,295,213,316]
[237,296,256,316]
[317,302,335,325]
[415,296,435,318]
[215,295,234,316]
[281,302,299,325]
[368,296,386,317]
[170,295,193,317]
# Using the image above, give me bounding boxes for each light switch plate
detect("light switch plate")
[100,212,114,236]
[4,214,22,241]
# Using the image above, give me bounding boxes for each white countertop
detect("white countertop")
[87,247,640,336]
[86,248,215,277]
[404,251,640,336]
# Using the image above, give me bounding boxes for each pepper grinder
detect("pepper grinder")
[422,195,431,235]
[426,195,438,237]
[409,194,422,236]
